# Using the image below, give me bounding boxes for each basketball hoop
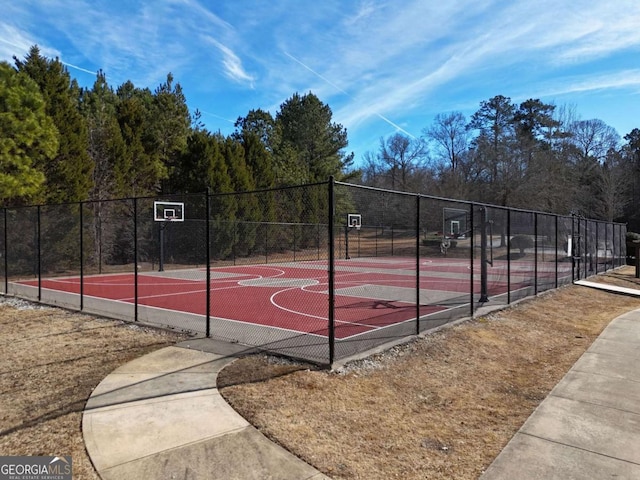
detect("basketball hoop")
[154,202,185,272]
[345,213,361,260]
[347,213,361,230]
[154,201,185,222]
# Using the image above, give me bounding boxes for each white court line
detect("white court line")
[24,280,453,339]
[38,264,473,337]
[269,284,417,331]
[270,287,326,321]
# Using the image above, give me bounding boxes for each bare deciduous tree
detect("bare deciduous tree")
[425,112,469,173]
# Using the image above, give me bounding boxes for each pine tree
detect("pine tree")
[223,136,260,256]
[115,81,166,196]
[174,129,211,194]
[275,92,353,183]
[14,45,93,203]
[0,61,57,205]
[81,71,125,201]
[208,133,237,259]
[151,73,191,193]
[79,71,127,270]
[233,109,277,189]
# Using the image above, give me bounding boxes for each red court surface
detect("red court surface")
[20,258,558,339]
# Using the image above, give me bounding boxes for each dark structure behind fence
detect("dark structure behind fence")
[0,179,626,366]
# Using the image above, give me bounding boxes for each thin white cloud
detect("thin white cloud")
[177,0,232,30]
[537,70,640,98]
[0,26,31,55]
[522,3,640,64]
[0,23,61,61]
[343,0,379,26]
[206,37,255,86]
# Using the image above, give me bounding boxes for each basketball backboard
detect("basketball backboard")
[443,207,468,238]
[347,213,361,229]
[154,201,185,222]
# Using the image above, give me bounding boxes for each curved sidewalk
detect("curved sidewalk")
[82,338,329,480]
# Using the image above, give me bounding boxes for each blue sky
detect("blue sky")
[2,0,640,166]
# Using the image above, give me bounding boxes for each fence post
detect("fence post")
[534,213,538,295]
[621,224,625,267]
[507,210,511,304]
[159,220,165,272]
[415,196,420,335]
[3,208,7,294]
[265,223,269,264]
[611,223,622,268]
[470,204,475,315]
[584,218,588,279]
[391,225,394,256]
[622,224,624,267]
[80,203,84,311]
[206,188,211,338]
[595,222,599,275]
[344,225,349,260]
[567,214,580,283]
[37,205,41,302]
[328,177,336,367]
[134,198,138,322]
[293,224,297,261]
[554,216,558,289]
[233,220,237,266]
[479,206,489,303]
[604,223,608,272]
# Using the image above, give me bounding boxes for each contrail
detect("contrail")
[61,62,96,75]
[200,110,236,124]
[283,51,416,139]
[284,51,350,96]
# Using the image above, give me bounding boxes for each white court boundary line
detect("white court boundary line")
[18,263,485,339]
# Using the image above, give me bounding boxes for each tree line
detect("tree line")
[1,46,354,208]
[362,95,640,229]
[2,46,639,230]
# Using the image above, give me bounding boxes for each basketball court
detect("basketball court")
[1,193,616,363]
[13,255,566,340]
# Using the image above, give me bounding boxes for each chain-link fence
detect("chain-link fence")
[0,179,627,366]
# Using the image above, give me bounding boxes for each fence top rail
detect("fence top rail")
[334,180,627,227]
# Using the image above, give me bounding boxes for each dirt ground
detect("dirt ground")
[1,267,640,479]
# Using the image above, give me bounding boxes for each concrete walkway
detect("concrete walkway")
[82,338,329,480]
[482,305,640,479]
[83,284,640,480]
